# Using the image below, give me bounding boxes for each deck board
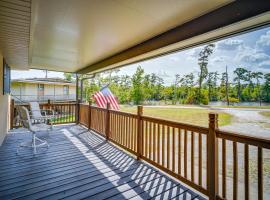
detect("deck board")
[0,124,205,200]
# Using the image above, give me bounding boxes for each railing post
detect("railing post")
[136,105,143,160]
[208,113,218,200]
[10,99,15,129]
[105,103,110,140]
[88,101,92,130]
[76,99,80,124]
[47,99,51,110]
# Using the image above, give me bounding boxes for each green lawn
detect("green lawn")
[260,111,270,118]
[120,106,232,127]
[52,114,75,123]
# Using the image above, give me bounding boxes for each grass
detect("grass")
[260,111,270,118]
[120,106,232,127]
[52,114,75,123]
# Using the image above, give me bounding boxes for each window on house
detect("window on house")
[63,85,69,95]
[37,84,44,96]
[3,59,11,94]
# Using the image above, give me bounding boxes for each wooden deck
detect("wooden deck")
[0,124,205,200]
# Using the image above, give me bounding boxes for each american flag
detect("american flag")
[93,86,119,110]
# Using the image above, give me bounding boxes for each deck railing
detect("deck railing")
[10,99,77,128]
[79,102,270,200]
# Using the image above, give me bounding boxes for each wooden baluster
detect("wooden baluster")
[222,139,227,199]
[105,103,110,140]
[167,126,170,169]
[178,128,182,175]
[207,113,218,200]
[88,103,91,130]
[198,133,202,186]
[153,123,156,162]
[258,147,263,200]
[136,106,143,160]
[233,142,238,200]
[157,124,160,164]
[149,122,152,159]
[191,131,194,182]
[162,124,165,167]
[172,127,175,172]
[244,144,249,200]
[127,117,130,149]
[145,121,148,158]
[132,117,135,150]
[184,129,187,178]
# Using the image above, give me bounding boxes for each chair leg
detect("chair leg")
[33,133,37,154]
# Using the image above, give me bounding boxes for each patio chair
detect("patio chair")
[29,102,55,129]
[16,106,50,155]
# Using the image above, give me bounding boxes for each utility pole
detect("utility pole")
[225,66,229,106]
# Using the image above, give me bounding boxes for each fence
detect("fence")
[79,102,270,200]
[10,99,77,128]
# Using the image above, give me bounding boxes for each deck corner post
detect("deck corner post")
[105,102,110,140]
[136,105,143,160]
[208,113,219,200]
[10,98,15,129]
[75,99,81,124]
[88,101,92,130]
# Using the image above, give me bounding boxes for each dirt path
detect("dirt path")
[219,108,270,139]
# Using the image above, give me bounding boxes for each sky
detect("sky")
[12,26,270,84]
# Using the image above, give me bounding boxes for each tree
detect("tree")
[131,66,145,104]
[244,70,255,100]
[224,66,229,105]
[252,72,263,105]
[173,74,182,104]
[197,44,215,104]
[263,73,270,102]
[233,67,248,101]
[64,73,75,81]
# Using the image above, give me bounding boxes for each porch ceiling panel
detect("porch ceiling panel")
[29,0,231,72]
[0,0,31,70]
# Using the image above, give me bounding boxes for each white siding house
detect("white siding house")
[11,78,76,103]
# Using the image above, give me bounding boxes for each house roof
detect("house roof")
[11,78,76,86]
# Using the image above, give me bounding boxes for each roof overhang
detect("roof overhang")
[1,0,270,74]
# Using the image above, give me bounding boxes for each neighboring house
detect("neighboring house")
[11,78,76,103]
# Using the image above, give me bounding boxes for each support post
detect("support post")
[75,74,80,124]
[207,113,218,200]
[10,99,14,129]
[88,101,92,130]
[47,99,51,110]
[136,105,143,160]
[105,103,110,140]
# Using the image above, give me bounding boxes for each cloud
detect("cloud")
[217,39,243,51]
[256,30,270,47]
[211,56,227,63]
[258,60,270,69]
[185,47,203,60]
[157,70,170,78]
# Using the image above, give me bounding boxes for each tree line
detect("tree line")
[66,44,270,105]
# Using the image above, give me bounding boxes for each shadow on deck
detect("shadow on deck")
[0,124,205,200]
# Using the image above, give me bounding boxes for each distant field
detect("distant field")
[120,106,232,127]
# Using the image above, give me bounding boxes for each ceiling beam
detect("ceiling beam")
[78,0,270,74]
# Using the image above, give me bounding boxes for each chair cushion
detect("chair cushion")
[29,102,43,119]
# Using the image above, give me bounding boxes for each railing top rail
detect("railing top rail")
[109,109,137,118]
[216,129,270,149]
[141,115,209,134]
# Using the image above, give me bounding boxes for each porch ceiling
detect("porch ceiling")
[1,1,270,73]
